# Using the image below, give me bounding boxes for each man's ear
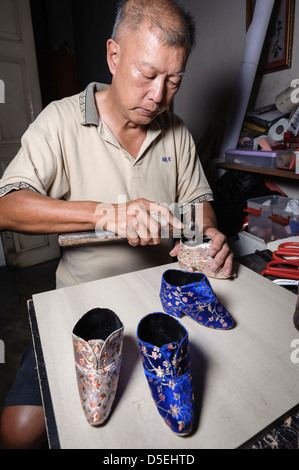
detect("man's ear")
[106,39,119,75]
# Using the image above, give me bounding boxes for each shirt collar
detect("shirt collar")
[79,81,165,129]
[79,82,109,126]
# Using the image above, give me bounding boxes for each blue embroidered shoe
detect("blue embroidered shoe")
[72,308,124,426]
[160,269,235,330]
[137,312,194,436]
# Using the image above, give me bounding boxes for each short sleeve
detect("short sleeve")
[0,105,70,199]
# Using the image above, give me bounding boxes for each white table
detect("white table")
[29,262,298,449]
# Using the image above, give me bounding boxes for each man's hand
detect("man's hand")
[203,227,235,278]
[169,228,235,278]
[169,201,235,278]
[95,198,183,247]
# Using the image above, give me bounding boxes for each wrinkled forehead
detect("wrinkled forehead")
[118,18,191,55]
[118,28,188,76]
[118,22,189,62]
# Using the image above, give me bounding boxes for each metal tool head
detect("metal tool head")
[190,204,196,232]
[182,204,203,246]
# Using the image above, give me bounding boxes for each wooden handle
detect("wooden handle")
[58,231,123,247]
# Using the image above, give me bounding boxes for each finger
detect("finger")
[127,215,160,247]
[214,249,235,277]
[134,220,155,246]
[205,231,227,258]
[204,229,232,272]
[126,219,140,247]
[210,244,236,278]
[211,239,230,260]
[169,241,180,257]
[149,202,183,230]
[142,211,161,241]
[223,252,236,278]
[127,201,159,237]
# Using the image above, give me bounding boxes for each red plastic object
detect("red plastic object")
[261,242,299,279]
[243,207,262,216]
[268,214,290,226]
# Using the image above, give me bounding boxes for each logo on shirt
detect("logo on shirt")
[162,156,173,163]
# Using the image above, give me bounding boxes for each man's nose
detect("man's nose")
[149,77,166,104]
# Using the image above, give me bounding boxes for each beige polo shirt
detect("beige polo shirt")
[0,82,213,286]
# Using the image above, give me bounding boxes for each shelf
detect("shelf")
[217,162,299,180]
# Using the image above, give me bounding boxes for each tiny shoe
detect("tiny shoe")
[137,312,194,436]
[177,237,231,279]
[72,307,124,426]
[160,269,234,330]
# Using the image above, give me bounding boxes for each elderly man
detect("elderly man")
[0,0,233,448]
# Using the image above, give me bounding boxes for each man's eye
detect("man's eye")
[168,80,180,88]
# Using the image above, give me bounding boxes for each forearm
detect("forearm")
[0,191,183,247]
[0,190,98,234]
[202,201,218,234]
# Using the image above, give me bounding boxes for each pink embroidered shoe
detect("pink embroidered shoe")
[72,307,124,426]
[177,237,231,279]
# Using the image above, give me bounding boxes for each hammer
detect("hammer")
[58,230,124,247]
[58,205,199,247]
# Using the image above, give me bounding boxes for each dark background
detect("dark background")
[30,0,118,108]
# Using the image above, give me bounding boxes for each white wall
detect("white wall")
[176,0,299,147]
[175,0,246,146]
[252,3,299,109]
[251,2,299,199]
[176,0,298,199]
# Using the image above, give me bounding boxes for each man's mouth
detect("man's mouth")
[139,107,159,116]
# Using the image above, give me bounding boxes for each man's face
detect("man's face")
[108,25,188,126]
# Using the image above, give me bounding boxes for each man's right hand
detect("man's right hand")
[94,198,183,247]
[0,191,183,248]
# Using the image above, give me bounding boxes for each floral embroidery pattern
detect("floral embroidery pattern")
[160,270,234,330]
[137,314,194,436]
[177,239,230,279]
[72,325,123,426]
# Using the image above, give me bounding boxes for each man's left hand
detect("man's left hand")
[169,227,235,278]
